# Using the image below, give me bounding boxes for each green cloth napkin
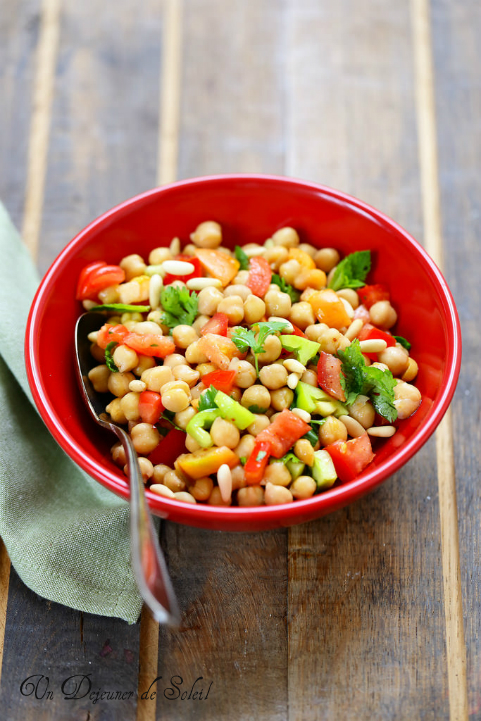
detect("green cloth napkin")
[0,202,144,624]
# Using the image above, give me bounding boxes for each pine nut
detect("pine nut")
[217,464,233,503]
[129,379,146,392]
[268,316,294,333]
[170,236,181,255]
[87,331,99,342]
[149,484,175,499]
[186,277,223,290]
[162,259,195,276]
[173,491,197,504]
[339,415,366,438]
[287,373,300,390]
[359,339,388,353]
[292,408,311,423]
[367,426,397,438]
[283,358,306,374]
[149,273,163,309]
[339,297,354,318]
[345,318,364,341]
[243,246,266,257]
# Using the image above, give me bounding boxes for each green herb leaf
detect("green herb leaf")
[159,411,185,432]
[271,273,301,303]
[240,456,247,466]
[337,339,366,405]
[160,286,198,329]
[363,366,398,423]
[105,341,119,372]
[302,428,318,446]
[198,386,219,412]
[393,335,412,351]
[279,452,299,465]
[231,320,291,374]
[248,404,266,414]
[256,450,267,462]
[90,303,151,313]
[234,246,250,270]
[328,250,371,291]
[309,418,327,426]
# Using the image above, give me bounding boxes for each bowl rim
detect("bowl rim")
[25,173,462,525]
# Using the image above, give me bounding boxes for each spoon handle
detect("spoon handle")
[108,423,180,626]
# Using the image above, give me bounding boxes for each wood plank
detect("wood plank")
[285,1,448,718]
[430,0,481,717]
[156,1,288,719]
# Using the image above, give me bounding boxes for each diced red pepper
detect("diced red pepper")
[124,333,175,358]
[324,434,375,483]
[357,284,390,309]
[76,262,125,300]
[147,429,187,467]
[357,323,396,360]
[163,255,202,285]
[246,257,272,297]
[244,440,271,485]
[290,324,307,338]
[201,369,236,394]
[200,312,229,337]
[256,409,311,459]
[139,391,164,425]
[317,352,346,402]
[96,323,130,349]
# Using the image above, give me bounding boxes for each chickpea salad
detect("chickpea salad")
[77,222,422,507]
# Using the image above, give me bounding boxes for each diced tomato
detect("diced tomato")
[76,262,125,300]
[246,257,272,297]
[147,428,187,467]
[353,304,370,324]
[357,323,396,360]
[317,352,346,402]
[138,391,164,425]
[124,333,175,358]
[256,409,311,459]
[197,333,242,370]
[244,440,271,485]
[357,284,390,309]
[201,369,236,394]
[290,324,307,338]
[200,312,229,337]
[163,255,202,285]
[96,323,130,349]
[324,434,375,483]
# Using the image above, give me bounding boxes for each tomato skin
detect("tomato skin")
[246,257,272,297]
[357,323,396,360]
[324,434,375,483]
[244,440,271,485]
[256,409,311,458]
[96,323,130,349]
[77,263,125,300]
[163,255,202,285]
[290,324,307,338]
[147,428,187,466]
[201,369,236,394]
[317,352,346,402]
[200,312,229,337]
[139,391,164,425]
[124,333,175,358]
[357,284,390,309]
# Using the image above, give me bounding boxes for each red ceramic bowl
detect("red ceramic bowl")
[25,175,461,531]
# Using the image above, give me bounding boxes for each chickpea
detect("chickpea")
[223,284,251,302]
[257,334,282,363]
[98,284,120,304]
[229,359,257,388]
[271,227,300,248]
[172,325,199,349]
[119,253,146,280]
[369,300,398,329]
[264,482,293,505]
[108,371,135,398]
[133,355,156,376]
[243,295,266,324]
[237,486,264,506]
[216,295,244,325]
[174,406,196,430]
[294,439,315,466]
[319,416,348,446]
[259,363,288,390]
[190,220,222,249]
[314,248,340,272]
[247,414,271,436]
[233,270,249,285]
[120,391,141,422]
[131,321,161,337]
[188,476,214,501]
[172,365,200,387]
[336,288,359,309]
[210,417,240,449]
[291,476,317,500]
[264,462,292,487]
[264,289,291,318]
[152,464,171,484]
[348,395,375,429]
[141,365,173,392]
[88,364,110,394]
[289,302,315,330]
[264,246,289,270]
[270,387,294,411]
[111,442,127,467]
[192,315,210,334]
[130,457,154,481]
[378,346,409,376]
[279,259,301,286]
[234,434,256,460]
[112,345,139,373]
[241,385,271,412]
[185,434,202,452]
[394,382,422,419]
[300,369,318,387]
[208,486,232,506]
[231,465,247,491]
[197,286,223,316]
[148,247,172,265]
[196,363,217,377]
[105,398,127,424]
[185,341,209,365]
[161,387,190,413]
[163,353,188,369]
[90,343,105,363]
[130,423,160,454]
[163,470,187,493]
[402,357,419,382]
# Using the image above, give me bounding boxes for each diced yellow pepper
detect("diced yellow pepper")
[176,446,239,480]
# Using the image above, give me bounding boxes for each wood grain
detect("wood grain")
[285,1,448,718]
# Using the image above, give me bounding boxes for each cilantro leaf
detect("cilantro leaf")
[271,273,300,303]
[230,327,258,354]
[159,411,185,432]
[302,428,318,446]
[337,339,366,405]
[393,335,411,351]
[231,320,290,374]
[198,386,219,412]
[328,250,371,291]
[363,367,398,422]
[160,286,198,329]
[105,341,119,372]
[90,303,151,313]
[240,456,247,466]
[234,246,250,270]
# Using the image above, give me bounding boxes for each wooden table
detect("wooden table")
[0,0,476,718]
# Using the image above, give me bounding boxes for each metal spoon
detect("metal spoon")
[75,312,180,626]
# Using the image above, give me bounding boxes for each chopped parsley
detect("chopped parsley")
[271,273,300,303]
[159,410,185,432]
[279,452,299,465]
[328,250,371,291]
[234,246,250,270]
[393,335,412,351]
[239,456,247,466]
[256,450,267,462]
[231,320,291,374]
[105,341,119,372]
[248,404,266,414]
[198,386,219,412]
[160,286,198,329]
[302,428,319,446]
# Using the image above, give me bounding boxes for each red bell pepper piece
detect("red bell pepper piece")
[324,434,375,483]
[163,255,202,285]
[357,323,396,360]
[147,428,187,467]
[246,256,272,298]
[138,391,164,425]
[256,409,311,458]
[290,324,307,338]
[317,352,346,402]
[76,262,125,300]
[201,369,236,394]
[244,440,271,485]
[200,312,229,337]
[357,284,390,309]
